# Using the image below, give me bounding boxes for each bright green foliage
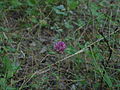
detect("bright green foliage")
[0,56,20,89]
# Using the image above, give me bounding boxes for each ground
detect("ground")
[0,0,120,90]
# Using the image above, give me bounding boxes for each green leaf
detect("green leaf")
[0,2,6,9]
[0,78,6,88]
[6,86,17,90]
[6,46,16,53]
[11,0,22,7]
[0,27,11,32]
[30,16,38,23]
[90,2,100,11]
[103,72,112,87]
[39,20,48,27]
[73,19,85,28]
[2,56,20,78]
[67,0,78,10]
[64,21,73,29]
[48,51,56,54]
[46,0,57,4]
[26,8,39,16]
[65,46,77,54]
[90,2,101,16]
[27,0,38,6]
[114,84,120,87]
[56,5,65,10]
[53,5,67,16]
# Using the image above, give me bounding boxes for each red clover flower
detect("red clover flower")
[54,41,66,53]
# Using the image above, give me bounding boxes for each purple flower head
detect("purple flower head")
[54,41,66,53]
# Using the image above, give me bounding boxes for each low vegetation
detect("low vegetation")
[0,0,120,89]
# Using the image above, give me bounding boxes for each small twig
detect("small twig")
[98,31,112,61]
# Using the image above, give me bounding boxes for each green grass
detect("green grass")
[0,0,120,89]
